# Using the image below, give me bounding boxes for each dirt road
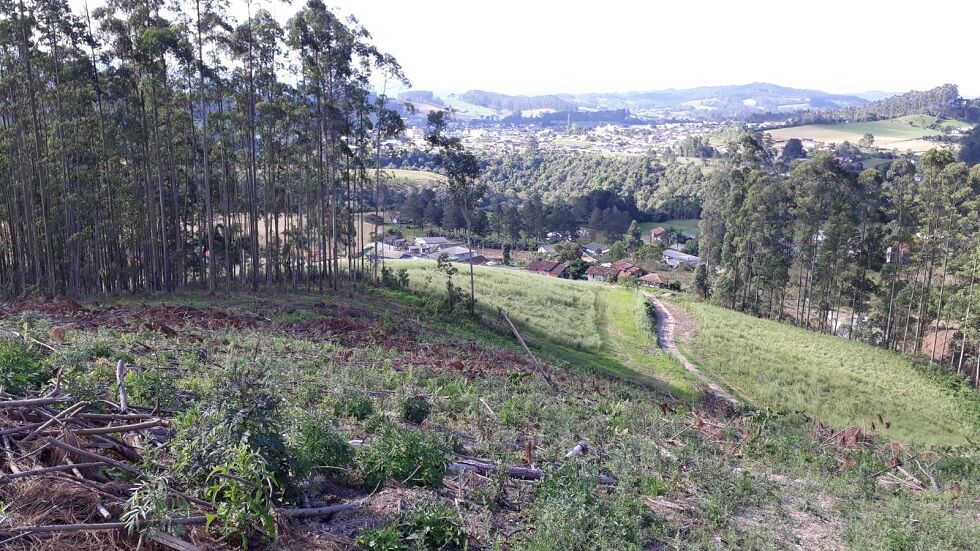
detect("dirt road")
[645,294,738,405]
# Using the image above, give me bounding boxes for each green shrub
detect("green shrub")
[521,466,648,551]
[358,426,449,490]
[171,363,290,489]
[205,444,278,548]
[364,412,393,434]
[336,394,376,421]
[290,416,354,479]
[400,502,466,550]
[401,395,431,424]
[356,525,403,550]
[126,368,179,409]
[0,340,48,394]
[355,502,466,551]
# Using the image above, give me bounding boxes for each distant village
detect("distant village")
[364,223,702,290]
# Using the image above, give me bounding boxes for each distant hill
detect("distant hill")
[394,83,872,122]
[790,84,980,125]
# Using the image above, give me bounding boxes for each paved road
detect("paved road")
[645,294,738,405]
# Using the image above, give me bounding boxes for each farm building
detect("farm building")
[584,242,610,257]
[526,260,569,278]
[662,249,700,269]
[650,227,666,241]
[537,244,558,257]
[610,260,647,279]
[427,246,477,262]
[638,273,667,287]
[585,264,617,283]
[414,236,454,253]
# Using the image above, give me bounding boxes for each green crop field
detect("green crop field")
[382,168,447,189]
[766,114,970,153]
[675,298,980,446]
[395,261,696,397]
[639,218,700,238]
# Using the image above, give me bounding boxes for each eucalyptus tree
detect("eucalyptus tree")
[425,110,484,312]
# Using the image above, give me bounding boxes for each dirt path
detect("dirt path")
[645,294,738,405]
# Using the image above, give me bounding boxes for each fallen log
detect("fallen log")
[73,419,165,435]
[4,503,362,534]
[0,396,73,409]
[45,437,142,476]
[0,462,105,482]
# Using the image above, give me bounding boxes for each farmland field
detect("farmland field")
[765,114,970,153]
[639,218,700,239]
[674,298,980,446]
[395,261,696,397]
[382,168,447,189]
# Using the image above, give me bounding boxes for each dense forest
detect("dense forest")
[0,0,411,297]
[699,135,980,385]
[391,149,708,220]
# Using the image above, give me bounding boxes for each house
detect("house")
[428,246,477,262]
[662,249,700,269]
[610,259,647,280]
[390,212,412,225]
[667,242,685,252]
[537,244,558,257]
[638,273,667,288]
[585,264,617,283]
[580,253,598,264]
[363,242,398,254]
[584,242,610,257]
[366,248,413,261]
[465,255,488,265]
[885,243,911,264]
[414,236,460,254]
[650,227,667,241]
[526,260,568,278]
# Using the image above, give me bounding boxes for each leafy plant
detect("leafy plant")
[401,501,466,550]
[401,395,431,424]
[126,368,179,409]
[357,426,449,490]
[336,393,375,421]
[122,474,191,537]
[205,444,278,548]
[356,525,403,550]
[290,415,354,479]
[521,466,648,550]
[0,340,48,394]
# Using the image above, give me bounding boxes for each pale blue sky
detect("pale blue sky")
[71,0,979,97]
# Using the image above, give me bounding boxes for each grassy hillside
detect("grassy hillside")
[395,261,696,398]
[766,114,970,153]
[675,298,980,446]
[382,168,447,189]
[1,288,978,549]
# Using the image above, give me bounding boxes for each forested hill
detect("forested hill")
[790,84,980,124]
[458,90,576,112]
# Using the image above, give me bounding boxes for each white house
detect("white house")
[662,249,700,269]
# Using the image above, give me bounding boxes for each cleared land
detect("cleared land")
[396,261,697,397]
[674,298,980,446]
[639,218,700,239]
[765,115,969,153]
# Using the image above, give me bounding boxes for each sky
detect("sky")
[69,0,979,97]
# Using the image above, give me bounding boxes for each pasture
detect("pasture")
[765,115,969,153]
[395,261,696,397]
[639,218,701,239]
[675,298,980,446]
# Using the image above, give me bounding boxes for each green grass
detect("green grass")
[638,218,700,238]
[382,169,447,190]
[395,261,696,398]
[675,298,980,446]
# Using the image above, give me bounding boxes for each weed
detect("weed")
[290,415,354,479]
[401,395,431,424]
[0,340,48,394]
[358,426,450,489]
